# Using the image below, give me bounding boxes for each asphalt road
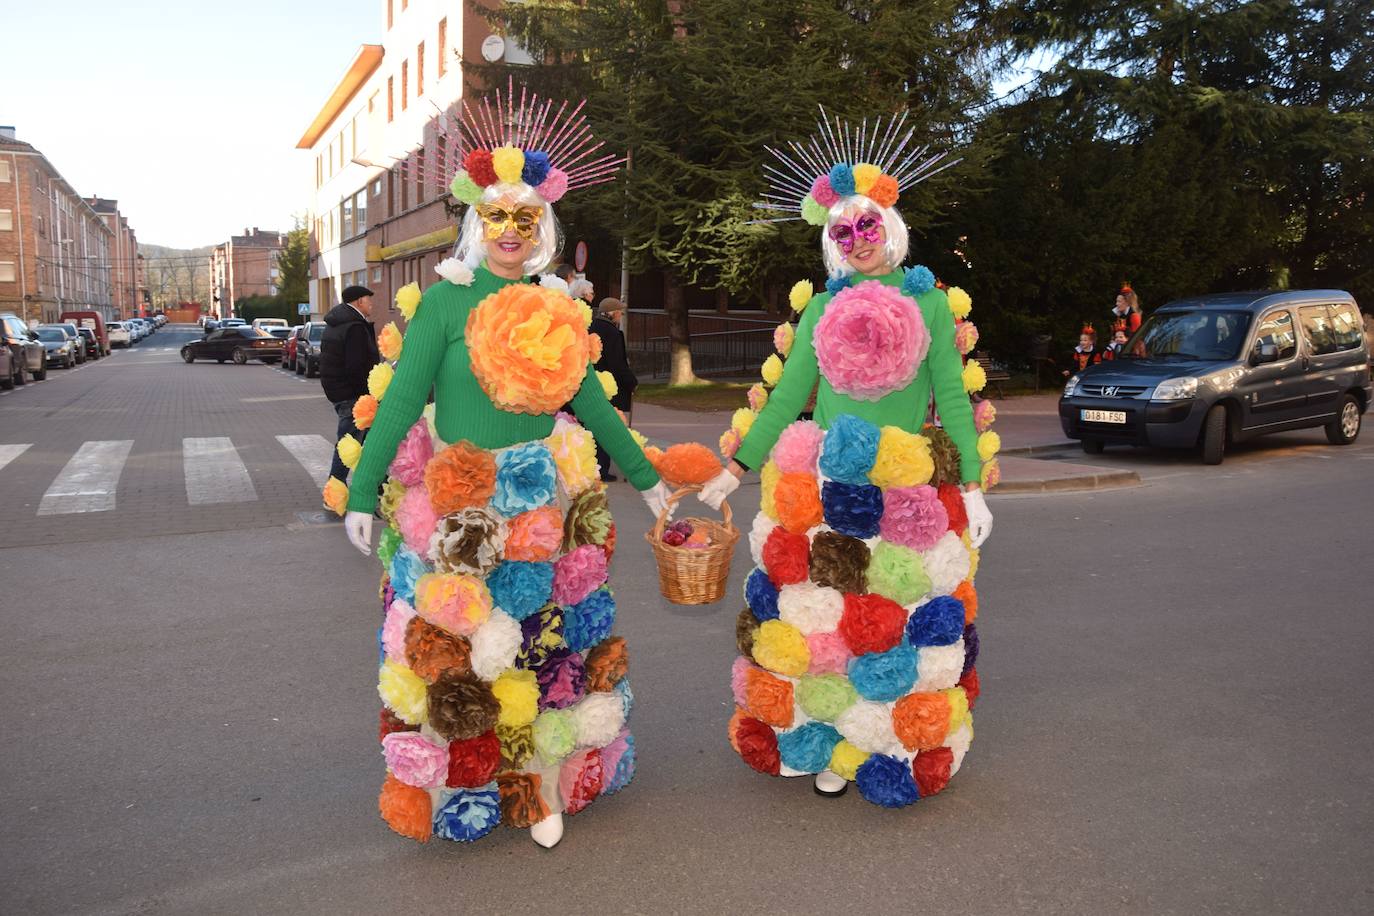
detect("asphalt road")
[2,327,1372,915]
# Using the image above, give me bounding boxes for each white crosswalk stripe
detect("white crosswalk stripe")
[0,443,32,473]
[183,436,257,505]
[276,434,334,487]
[38,440,134,516]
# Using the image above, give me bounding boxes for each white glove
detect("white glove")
[344,510,374,556]
[698,469,741,511]
[962,487,993,548]
[642,481,675,521]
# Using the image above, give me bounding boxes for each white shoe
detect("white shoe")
[530,811,564,849]
[814,770,848,797]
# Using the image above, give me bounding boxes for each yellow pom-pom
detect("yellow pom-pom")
[829,740,870,781]
[395,282,422,321]
[980,457,1000,493]
[492,668,540,728]
[337,433,363,470]
[773,322,794,358]
[378,321,403,361]
[629,427,648,450]
[597,370,618,399]
[491,145,526,185]
[759,459,781,521]
[869,427,934,488]
[962,360,986,393]
[368,362,395,400]
[947,286,972,319]
[761,353,784,387]
[377,659,428,725]
[976,430,1001,462]
[943,686,971,733]
[751,619,810,676]
[852,163,881,196]
[322,476,349,516]
[379,478,406,525]
[968,543,981,579]
[731,407,756,438]
[788,280,814,313]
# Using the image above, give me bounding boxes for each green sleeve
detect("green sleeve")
[734,297,824,470]
[922,288,982,484]
[346,287,449,512]
[570,366,660,491]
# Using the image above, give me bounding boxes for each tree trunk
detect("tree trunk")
[664,269,697,385]
[715,287,729,314]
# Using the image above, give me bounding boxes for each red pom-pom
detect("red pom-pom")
[379,706,417,742]
[603,523,617,563]
[734,715,781,775]
[562,748,605,815]
[464,149,497,186]
[839,592,906,656]
[912,746,954,796]
[762,527,810,587]
[958,666,980,708]
[938,483,968,535]
[447,730,502,788]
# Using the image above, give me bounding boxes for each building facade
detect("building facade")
[210,228,286,318]
[86,198,147,319]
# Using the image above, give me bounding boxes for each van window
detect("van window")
[1254,310,1297,361]
[1328,303,1363,352]
[1298,306,1337,356]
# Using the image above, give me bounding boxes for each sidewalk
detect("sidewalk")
[627,393,1140,494]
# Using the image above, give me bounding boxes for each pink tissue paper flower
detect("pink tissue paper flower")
[382,598,417,664]
[389,421,434,487]
[772,420,824,475]
[396,486,440,554]
[382,731,449,788]
[806,631,851,676]
[810,174,840,208]
[880,485,948,551]
[536,168,569,203]
[973,399,997,432]
[552,544,608,607]
[814,281,930,401]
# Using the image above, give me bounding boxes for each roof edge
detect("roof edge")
[296,44,384,150]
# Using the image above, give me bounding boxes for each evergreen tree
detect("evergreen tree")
[275,225,310,314]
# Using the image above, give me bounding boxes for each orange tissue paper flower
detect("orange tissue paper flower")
[953,580,978,623]
[424,441,496,515]
[774,472,824,533]
[378,773,432,841]
[868,174,900,209]
[504,505,564,561]
[465,283,593,414]
[892,691,952,751]
[352,395,379,430]
[378,321,404,361]
[650,442,724,488]
[744,665,795,728]
[323,477,349,516]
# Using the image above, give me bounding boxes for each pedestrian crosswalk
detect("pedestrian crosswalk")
[38,440,134,516]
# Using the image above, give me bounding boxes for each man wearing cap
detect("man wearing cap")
[590,297,638,481]
[320,285,380,485]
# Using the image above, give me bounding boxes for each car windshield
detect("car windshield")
[269,328,292,338]
[309,326,325,340]
[37,328,66,341]
[238,327,273,338]
[1124,310,1253,361]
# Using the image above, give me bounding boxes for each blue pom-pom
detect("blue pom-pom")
[615,677,634,720]
[847,644,918,701]
[906,596,966,647]
[778,721,842,773]
[819,414,880,483]
[962,622,979,676]
[521,150,551,187]
[564,587,615,652]
[492,442,558,517]
[902,265,935,296]
[825,275,852,296]
[821,480,884,538]
[388,546,429,605]
[487,560,555,621]
[604,734,636,794]
[828,162,856,198]
[433,784,503,841]
[745,567,780,621]
[855,753,921,808]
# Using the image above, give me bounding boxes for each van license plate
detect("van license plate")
[1081,409,1126,424]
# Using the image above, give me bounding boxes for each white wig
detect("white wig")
[820,195,909,280]
[455,182,563,277]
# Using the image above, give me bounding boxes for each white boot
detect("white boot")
[530,811,564,849]
[814,769,848,797]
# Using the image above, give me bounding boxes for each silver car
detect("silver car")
[2,313,47,384]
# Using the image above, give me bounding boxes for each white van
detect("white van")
[251,318,289,330]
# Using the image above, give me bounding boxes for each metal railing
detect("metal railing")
[625,309,783,379]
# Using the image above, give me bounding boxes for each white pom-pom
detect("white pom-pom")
[923,531,970,596]
[435,258,475,286]
[834,700,904,755]
[946,721,974,775]
[571,692,625,748]
[539,273,570,293]
[748,513,778,566]
[468,609,520,681]
[777,582,844,635]
[914,642,964,692]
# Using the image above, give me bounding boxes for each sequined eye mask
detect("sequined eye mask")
[477,203,543,240]
[828,211,883,254]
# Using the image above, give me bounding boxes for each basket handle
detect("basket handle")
[652,485,733,540]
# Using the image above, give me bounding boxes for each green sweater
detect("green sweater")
[735,269,983,484]
[347,265,660,513]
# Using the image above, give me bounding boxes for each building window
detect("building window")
[372,266,382,283]
[36,215,44,237]
[0,262,16,282]
[355,189,368,232]
[436,133,447,187]
[342,197,354,239]
[416,146,426,203]
[0,160,9,182]
[401,162,410,211]
[438,19,447,77]
[387,76,394,122]
[417,42,425,97]
[372,178,382,196]
[401,61,409,110]
[0,209,11,231]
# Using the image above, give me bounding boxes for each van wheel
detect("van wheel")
[1325,395,1361,445]
[1200,404,1227,465]
[231,348,249,365]
[1081,438,1104,455]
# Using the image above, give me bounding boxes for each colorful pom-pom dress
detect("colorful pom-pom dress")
[728,268,985,808]
[348,265,660,843]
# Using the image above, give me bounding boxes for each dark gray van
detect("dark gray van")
[1060,290,1370,464]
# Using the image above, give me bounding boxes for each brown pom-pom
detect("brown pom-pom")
[497,723,535,769]
[735,607,758,656]
[925,426,963,487]
[405,616,473,683]
[497,771,550,828]
[379,706,418,742]
[562,485,612,551]
[424,441,497,515]
[809,531,870,594]
[430,507,505,575]
[427,671,500,741]
[378,773,431,841]
[584,636,629,692]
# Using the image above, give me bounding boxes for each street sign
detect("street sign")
[574,240,588,272]
[298,303,310,315]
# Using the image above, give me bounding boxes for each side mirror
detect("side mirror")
[1252,342,1279,365]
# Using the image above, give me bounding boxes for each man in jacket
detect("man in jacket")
[320,285,379,485]
[590,297,638,480]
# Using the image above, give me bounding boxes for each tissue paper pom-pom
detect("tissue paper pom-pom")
[382,598,417,664]
[973,398,997,432]
[601,731,636,793]
[491,668,542,729]
[867,541,931,606]
[880,485,947,551]
[962,360,987,393]
[855,753,921,808]
[868,174,899,208]
[777,581,844,635]
[378,659,428,725]
[789,279,815,312]
[808,531,869,594]
[367,361,394,400]
[597,370,618,399]
[902,265,936,296]
[955,581,979,623]
[429,507,505,576]
[395,281,422,320]
[585,636,629,692]
[515,604,564,670]
[572,691,626,747]
[819,414,880,483]
[535,167,569,203]
[466,283,593,414]
[981,459,1001,491]
[564,587,616,653]
[925,428,963,487]
[740,662,795,728]
[745,567,780,621]
[735,715,781,775]
[829,740,870,781]
[552,544,608,607]
[463,148,497,185]
[468,610,521,681]
[905,595,966,647]
[946,286,973,319]
[892,691,951,751]
[962,622,980,676]
[761,353,784,387]
[337,434,362,471]
[759,460,781,521]
[955,320,980,356]
[388,422,434,487]
[797,673,858,722]
[504,506,563,562]
[425,442,496,515]
[497,771,550,828]
[446,731,501,788]
[730,656,754,709]
[815,281,929,401]
[323,477,349,516]
[378,321,403,361]
[774,472,823,533]
[484,561,553,622]
[428,671,500,741]
[752,619,811,676]
[870,426,935,489]
[801,195,830,226]
[492,442,558,518]
[977,430,1001,462]
[821,481,884,539]
[967,541,981,579]
[490,145,525,184]
[537,649,587,710]
[924,532,971,596]
[779,721,842,773]
[560,748,605,815]
[497,723,535,769]
[730,407,756,438]
[414,572,492,637]
[520,149,551,186]
[944,685,971,732]
[915,643,965,692]
[379,706,416,741]
[733,608,760,658]
[404,616,472,683]
[913,746,954,796]
[937,483,968,535]
[809,175,839,208]
[396,486,440,554]
[378,524,402,568]
[763,527,810,587]
[650,442,723,488]
[747,383,769,411]
[352,395,378,431]
[748,512,779,565]
[948,720,974,773]
[772,420,823,475]
[719,427,742,459]
[828,162,856,196]
[958,667,980,708]
[449,170,483,205]
[433,785,502,842]
[806,631,851,675]
[544,418,598,497]
[532,708,577,763]
[388,545,429,604]
[379,774,432,841]
[382,731,448,788]
[849,644,918,702]
[835,699,904,755]
[839,593,906,656]
[614,677,634,719]
[852,163,881,195]
[773,322,795,358]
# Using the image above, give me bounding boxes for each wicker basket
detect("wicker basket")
[645,486,739,605]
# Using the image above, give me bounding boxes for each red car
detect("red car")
[284,325,305,371]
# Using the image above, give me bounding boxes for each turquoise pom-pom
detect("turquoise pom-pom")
[829,163,856,197]
[903,265,935,296]
[825,275,852,295]
[778,721,842,773]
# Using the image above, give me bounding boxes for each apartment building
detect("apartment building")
[210,228,286,318]
[86,198,148,319]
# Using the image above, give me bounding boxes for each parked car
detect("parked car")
[42,323,87,362]
[77,327,101,359]
[220,318,247,328]
[283,325,306,371]
[107,322,133,347]
[252,318,290,331]
[1060,290,1370,464]
[294,321,326,377]
[35,327,79,368]
[59,311,108,356]
[2,313,47,384]
[132,318,152,338]
[181,326,285,364]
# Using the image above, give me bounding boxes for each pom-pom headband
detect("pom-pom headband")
[754,106,960,226]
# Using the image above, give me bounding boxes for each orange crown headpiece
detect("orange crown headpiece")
[1080,322,1096,336]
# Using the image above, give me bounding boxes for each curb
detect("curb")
[994,469,1141,494]
[1000,442,1078,456]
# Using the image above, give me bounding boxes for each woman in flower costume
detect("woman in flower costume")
[338,82,672,849]
[699,109,995,807]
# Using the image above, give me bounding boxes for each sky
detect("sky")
[2,1,381,249]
